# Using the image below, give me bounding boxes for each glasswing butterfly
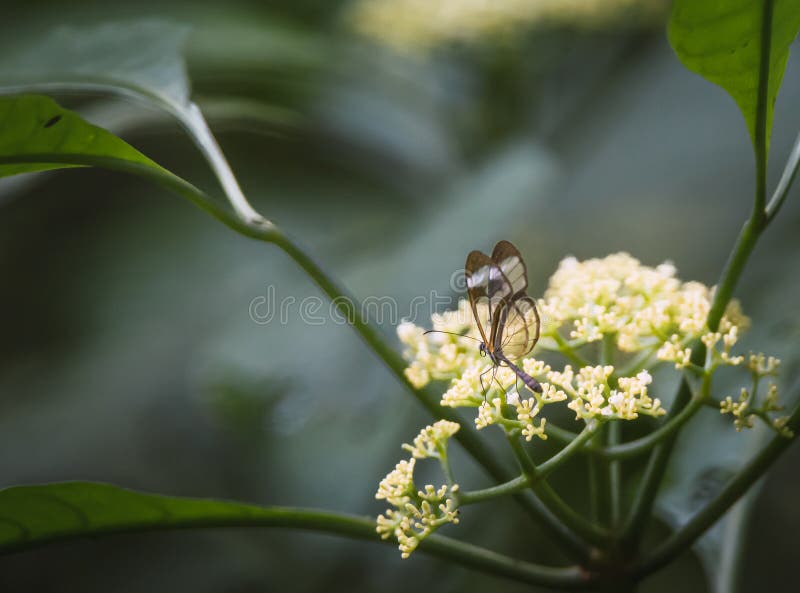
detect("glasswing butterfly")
[426,240,542,397]
[466,240,542,395]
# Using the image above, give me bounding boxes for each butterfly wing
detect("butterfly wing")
[491,240,528,298]
[465,250,513,348]
[489,241,540,359]
[496,295,540,359]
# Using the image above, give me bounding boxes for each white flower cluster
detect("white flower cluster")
[396,251,788,469]
[539,253,749,357]
[402,420,461,459]
[399,299,484,389]
[376,421,461,558]
[719,354,791,437]
[549,366,665,421]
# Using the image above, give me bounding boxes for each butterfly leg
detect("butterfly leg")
[479,366,494,400]
[491,364,510,401]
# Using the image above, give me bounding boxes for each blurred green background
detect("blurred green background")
[1,0,799,591]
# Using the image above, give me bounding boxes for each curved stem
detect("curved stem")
[460,424,600,505]
[706,0,774,331]
[545,423,582,444]
[0,494,587,590]
[634,381,800,579]
[459,476,530,505]
[0,149,596,559]
[621,377,694,547]
[598,389,707,460]
[766,129,800,222]
[551,333,592,368]
[422,535,591,590]
[539,423,600,474]
[607,422,622,528]
[508,434,610,546]
[623,373,713,546]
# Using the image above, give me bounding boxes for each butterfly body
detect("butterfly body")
[466,241,543,395]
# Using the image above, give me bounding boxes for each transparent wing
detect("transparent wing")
[497,295,540,360]
[491,240,528,298]
[465,250,513,347]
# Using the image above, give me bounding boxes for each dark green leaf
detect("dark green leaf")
[669,0,800,150]
[0,20,191,113]
[0,481,377,554]
[0,94,167,179]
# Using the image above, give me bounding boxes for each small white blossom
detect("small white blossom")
[402,420,461,459]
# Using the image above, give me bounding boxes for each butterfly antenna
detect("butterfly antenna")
[423,329,481,342]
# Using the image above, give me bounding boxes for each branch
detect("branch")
[459,424,599,505]
[507,434,610,546]
[0,487,588,590]
[634,379,800,579]
[765,128,800,222]
[598,392,707,460]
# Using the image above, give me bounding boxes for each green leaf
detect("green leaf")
[0,93,274,244]
[0,20,267,224]
[0,481,377,554]
[0,94,168,179]
[0,20,191,114]
[668,0,800,151]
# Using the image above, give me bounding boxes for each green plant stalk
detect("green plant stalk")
[622,372,710,548]
[598,390,707,460]
[458,475,530,505]
[766,129,800,221]
[460,424,600,505]
[588,425,612,530]
[0,151,594,560]
[624,0,784,558]
[635,382,800,579]
[272,230,593,561]
[545,423,581,444]
[0,495,588,590]
[706,0,774,332]
[507,434,609,546]
[551,332,592,368]
[607,421,622,528]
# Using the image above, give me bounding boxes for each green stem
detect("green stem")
[508,434,609,546]
[621,377,694,548]
[459,475,530,505]
[765,129,800,222]
[546,423,582,445]
[540,424,601,475]
[0,496,587,590]
[272,231,593,558]
[0,151,597,562]
[598,390,707,460]
[460,424,599,505]
[439,447,457,490]
[706,0,775,331]
[618,345,660,378]
[607,422,622,528]
[706,218,763,332]
[623,373,711,543]
[588,425,611,528]
[552,332,592,368]
[422,534,591,590]
[624,1,780,557]
[753,0,774,219]
[634,382,800,579]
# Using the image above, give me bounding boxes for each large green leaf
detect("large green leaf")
[669,0,800,151]
[0,94,247,232]
[0,20,265,223]
[0,20,191,115]
[0,481,377,554]
[0,94,166,179]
